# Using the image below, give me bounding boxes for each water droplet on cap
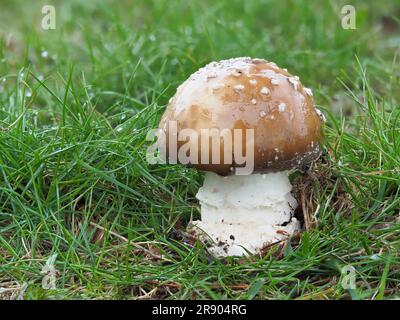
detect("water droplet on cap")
[260,87,270,95]
[234,84,244,91]
[231,69,242,77]
[271,78,279,85]
[304,87,313,96]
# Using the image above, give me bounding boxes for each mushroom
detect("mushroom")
[156,57,324,257]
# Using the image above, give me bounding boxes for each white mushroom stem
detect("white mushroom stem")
[190,171,300,257]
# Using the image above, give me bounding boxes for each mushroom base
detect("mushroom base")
[190,171,300,257]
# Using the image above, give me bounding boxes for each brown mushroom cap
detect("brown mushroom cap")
[159,57,324,175]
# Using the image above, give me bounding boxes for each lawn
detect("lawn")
[0,0,399,300]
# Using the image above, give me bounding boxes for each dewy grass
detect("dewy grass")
[0,0,399,299]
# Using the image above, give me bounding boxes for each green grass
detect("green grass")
[0,0,399,300]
